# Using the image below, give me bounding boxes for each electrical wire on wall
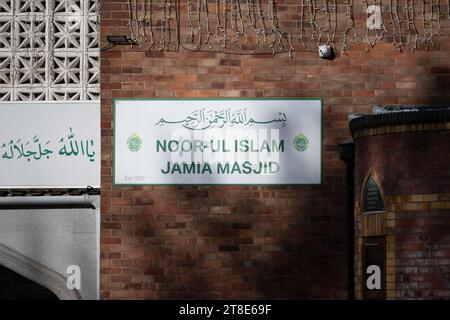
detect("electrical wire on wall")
[389,0,404,52]
[118,0,449,57]
[342,0,359,53]
[364,0,388,51]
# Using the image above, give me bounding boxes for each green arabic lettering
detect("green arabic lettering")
[13,140,24,159]
[80,139,85,155]
[1,137,54,161]
[68,127,75,139]
[69,139,79,156]
[58,128,95,162]
[86,140,95,162]
[34,140,53,160]
[42,141,53,159]
[58,143,68,156]
[1,141,14,159]
[59,128,78,156]
[29,136,41,160]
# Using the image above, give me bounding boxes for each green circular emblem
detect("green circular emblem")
[127,134,142,152]
[293,133,309,152]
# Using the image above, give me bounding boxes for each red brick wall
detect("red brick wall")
[354,130,450,299]
[100,1,450,299]
[396,209,450,299]
[355,131,450,196]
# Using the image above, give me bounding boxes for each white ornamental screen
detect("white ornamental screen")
[0,0,99,101]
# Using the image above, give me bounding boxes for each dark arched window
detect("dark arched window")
[362,175,385,214]
[0,265,58,300]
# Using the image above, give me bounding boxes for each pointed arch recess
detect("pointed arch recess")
[361,170,386,214]
[0,243,81,300]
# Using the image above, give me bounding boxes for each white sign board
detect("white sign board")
[0,101,100,188]
[114,99,322,185]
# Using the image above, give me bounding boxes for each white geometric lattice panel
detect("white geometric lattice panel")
[53,16,82,51]
[15,88,48,101]
[0,1,13,14]
[0,18,13,49]
[86,14,99,49]
[54,0,82,14]
[50,88,82,101]
[0,54,12,85]
[16,0,47,14]
[52,53,81,85]
[86,53,99,85]
[16,53,47,85]
[15,17,47,51]
[0,0,99,101]
[87,0,98,14]
[0,90,13,101]
[85,87,99,100]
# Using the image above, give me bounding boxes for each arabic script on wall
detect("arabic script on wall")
[1,127,96,162]
[155,108,287,131]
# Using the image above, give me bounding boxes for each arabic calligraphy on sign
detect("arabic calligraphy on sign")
[155,108,287,130]
[1,127,96,162]
[0,135,53,161]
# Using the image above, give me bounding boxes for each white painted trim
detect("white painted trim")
[0,101,99,105]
